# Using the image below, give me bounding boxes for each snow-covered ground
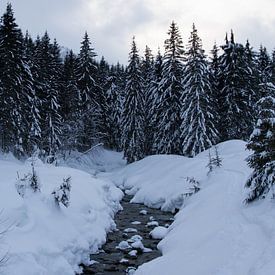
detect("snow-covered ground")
[110,140,275,275]
[0,150,124,275]
[1,141,275,275]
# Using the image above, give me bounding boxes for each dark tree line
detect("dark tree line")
[0,4,274,196]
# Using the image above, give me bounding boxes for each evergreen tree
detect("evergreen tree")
[149,49,163,154]
[245,83,275,203]
[271,49,275,84]
[153,21,185,154]
[76,32,101,149]
[218,31,255,140]
[121,38,145,163]
[209,42,220,128]
[34,32,62,160]
[141,45,154,155]
[180,24,219,157]
[104,68,122,150]
[0,4,35,156]
[59,50,81,152]
[256,45,272,100]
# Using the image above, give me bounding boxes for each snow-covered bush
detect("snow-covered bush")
[52,176,71,207]
[207,146,222,174]
[185,177,200,196]
[15,163,41,197]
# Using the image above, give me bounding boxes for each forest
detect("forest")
[0,3,274,200]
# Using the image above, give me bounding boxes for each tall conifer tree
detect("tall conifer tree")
[180,24,219,156]
[245,83,275,202]
[121,38,145,163]
[153,21,185,154]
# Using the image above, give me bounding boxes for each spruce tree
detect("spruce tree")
[149,49,163,154]
[104,68,122,150]
[121,38,145,163]
[245,83,275,202]
[34,32,62,160]
[60,50,80,152]
[141,45,154,155]
[180,24,219,157]
[0,4,34,156]
[218,31,255,140]
[153,21,185,154]
[76,32,101,149]
[23,32,42,153]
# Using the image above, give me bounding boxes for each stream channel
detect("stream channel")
[81,194,175,274]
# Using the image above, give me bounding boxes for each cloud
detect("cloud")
[1,0,274,64]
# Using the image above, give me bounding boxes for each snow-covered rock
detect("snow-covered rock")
[116,241,131,251]
[149,226,168,240]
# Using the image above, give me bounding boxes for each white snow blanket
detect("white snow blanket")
[111,140,275,275]
[0,153,123,275]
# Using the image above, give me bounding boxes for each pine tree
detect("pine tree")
[153,21,185,154]
[121,38,145,163]
[180,24,219,157]
[245,83,275,202]
[218,31,255,140]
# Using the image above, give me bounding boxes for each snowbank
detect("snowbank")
[111,140,275,275]
[0,155,123,275]
[59,146,126,175]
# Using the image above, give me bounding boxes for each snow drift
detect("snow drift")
[0,152,123,275]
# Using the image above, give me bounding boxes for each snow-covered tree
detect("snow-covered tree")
[153,21,185,154]
[121,38,145,163]
[76,32,101,149]
[180,24,219,157]
[218,31,255,140]
[245,83,275,203]
[52,176,71,208]
[0,4,35,156]
[59,50,81,152]
[34,33,62,161]
[141,45,154,155]
[149,50,163,154]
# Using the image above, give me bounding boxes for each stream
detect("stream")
[81,194,175,274]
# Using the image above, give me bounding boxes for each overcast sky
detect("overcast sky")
[1,0,274,64]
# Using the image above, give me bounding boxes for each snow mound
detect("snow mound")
[149,226,168,240]
[0,157,123,275]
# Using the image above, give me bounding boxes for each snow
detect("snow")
[0,151,123,275]
[131,221,141,225]
[2,140,275,275]
[116,241,131,251]
[149,226,168,240]
[110,140,275,275]
[139,209,147,215]
[146,221,159,227]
